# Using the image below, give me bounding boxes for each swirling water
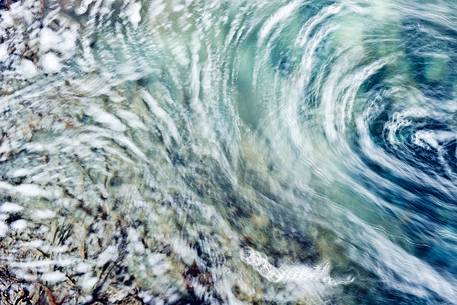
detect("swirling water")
[0,0,456,304]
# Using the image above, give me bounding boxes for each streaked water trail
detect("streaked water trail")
[0,0,456,304]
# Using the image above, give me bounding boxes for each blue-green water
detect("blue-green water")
[0,0,456,304]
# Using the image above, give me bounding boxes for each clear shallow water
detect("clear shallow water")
[0,0,457,304]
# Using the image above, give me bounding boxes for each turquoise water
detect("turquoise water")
[0,0,456,304]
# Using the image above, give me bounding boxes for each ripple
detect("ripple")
[0,0,457,304]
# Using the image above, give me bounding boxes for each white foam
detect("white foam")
[127,228,145,253]
[9,168,36,177]
[31,209,56,220]
[97,245,118,267]
[75,0,95,15]
[10,259,74,269]
[413,130,455,149]
[41,52,62,74]
[117,110,147,130]
[0,181,13,191]
[87,106,126,132]
[0,202,24,213]
[19,240,44,248]
[148,253,169,276]
[60,30,78,56]
[15,183,46,197]
[240,247,342,301]
[0,221,8,237]
[0,11,14,28]
[39,26,78,59]
[126,2,142,28]
[17,59,38,79]
[40,28,61,53]
[140,89,180,143]
[259,0,301,42]
[171,238,197,265]
[42,271,66,283]
[11,219,27,232]
[76,262,92,273]
[10,1,33,25]
[0,44,8,62]
[80,275,98,291]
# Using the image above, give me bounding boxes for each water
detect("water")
[0,0,456,304]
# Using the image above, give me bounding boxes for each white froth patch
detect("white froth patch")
[172,4,185,12]
[171,238,197,265]
[0,181,13,191]
[97,245,118,267]
[10,1,34,25]
[41,52,62,74]
[17,59,38,79]
[40,28,61,52]
[139,292,153,304]
[11,219,27,232]
[15,183,46,197]
[39,26,78,58]
[19,240,44,248]
[75,0,95,15]
[259,0,301,42]
[126,2,142,27]
[87,106,126,132]
[0,221,8,237]
[116,135,148,160]
[13,270,37,282]
[9,168,35,177]
[80,275,98,291]
[32,209,56,220]
[140,89,180,142]
[42,271,66,283]
[0,11,14,28]
[127,228,145,253]
[60,30,78,55]
[0,1,80,82]
[117,110,147,130]
[0,44,8,62]
[76,262,92,273]
[241,247,345,301]
[14,259,75,274]
[414,130,455,149]
[148,253,169,276]
[0,202,24,213]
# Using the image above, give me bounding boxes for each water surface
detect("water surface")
[0,0,456,304]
